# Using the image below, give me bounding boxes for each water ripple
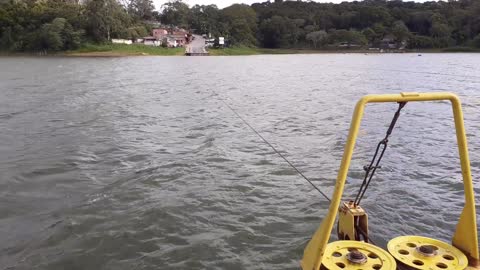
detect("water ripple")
[0,54,479,269]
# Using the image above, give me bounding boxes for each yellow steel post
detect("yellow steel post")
[450,96,480,267]
[301,94,367,270]
[301,92,479,270]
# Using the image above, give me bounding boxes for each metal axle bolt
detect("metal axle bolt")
[417,245,437,257]
[347,250,368,264]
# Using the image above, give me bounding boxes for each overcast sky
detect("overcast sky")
[154,0,436,9]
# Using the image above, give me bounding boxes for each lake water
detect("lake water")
[1,54,480,270]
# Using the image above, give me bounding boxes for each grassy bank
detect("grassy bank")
[2,45,479,57]
[208,47,394,56]
[67,43,185,56]
[207,47,325,56]
[208,47,261,55]
[208,46,480,56]
[441,46,480,52]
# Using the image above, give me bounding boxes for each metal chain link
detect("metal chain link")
[354,102,407,206]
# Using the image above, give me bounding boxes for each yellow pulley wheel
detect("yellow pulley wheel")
[322,241,397,270]
[387,236,468,270]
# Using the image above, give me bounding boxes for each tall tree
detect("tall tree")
[3,0,480,52]
[362,27,377,45]
[85,0,131,41]
[189,4,220,35]
[127,0,155,20]
[306,30,328,48]
[160,0,190,27]
[391,20,410,44]
[329,29,368,47]
[220,4,257,46]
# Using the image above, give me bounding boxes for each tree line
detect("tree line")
[1,0,480,52]
[0,0,158,52]
[162,0,480,50]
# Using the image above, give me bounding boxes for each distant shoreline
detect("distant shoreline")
[1,44,185,57]
[2,45,479,57]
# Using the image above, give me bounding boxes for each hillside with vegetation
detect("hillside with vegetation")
[0,0,159,53]
[1,0,480,53]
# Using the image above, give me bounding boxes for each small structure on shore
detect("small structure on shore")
[143,37,161,46]
[143,27,192,47]
[370,35,407,51]
[112,39,132,45]
[112,27,193,48]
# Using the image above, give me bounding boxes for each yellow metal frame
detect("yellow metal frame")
[323,240,397,270]
[301,92,479,270]
[388,235,469,270]
[337,201,369,242]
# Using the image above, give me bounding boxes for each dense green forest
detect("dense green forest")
[1,0,480,52]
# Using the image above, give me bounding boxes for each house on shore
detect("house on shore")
[111,27,192,47]
[143,36,161,46]
[142,27,191,47]
[378,35,407,50]
[153,28,168,40]
[163,36,178,48]
[170,33,188,47]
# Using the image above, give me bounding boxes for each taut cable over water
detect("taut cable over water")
[212,91,332,203]
[210,91,480,270]
[215,92,409,248]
